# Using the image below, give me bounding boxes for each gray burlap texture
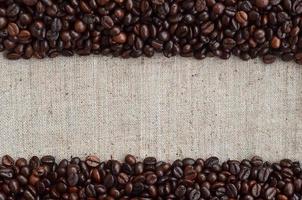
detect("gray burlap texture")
[0,55,301,161]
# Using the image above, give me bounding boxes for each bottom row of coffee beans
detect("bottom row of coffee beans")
[0,155,301,199]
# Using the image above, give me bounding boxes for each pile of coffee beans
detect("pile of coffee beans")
[0,0,302,63]
[0,155,302,199]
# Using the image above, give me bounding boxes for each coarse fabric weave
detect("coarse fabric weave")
[0,56,301,161]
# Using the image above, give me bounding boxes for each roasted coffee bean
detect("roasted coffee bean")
[175,185,186,197]
[2,155,14,167]
[293,0,302,14]
[22,0,38,6]
[85,155,100,167]
[265,187,277,200]
[101,16,114,29]
[0,0,300,64]
[251,183,261,197]
[255,0,269,8]
[0,155,301,199]
[74,20,86,33]
[112,32,127,43]
[263,54,276,64]
[7,4,20,17]
[236,11,248,26]
[0,17,7,29]
[7,23,19,37]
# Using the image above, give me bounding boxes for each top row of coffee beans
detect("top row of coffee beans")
[0,0,302,64]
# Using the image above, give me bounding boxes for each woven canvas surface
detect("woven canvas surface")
[0,56,301,161]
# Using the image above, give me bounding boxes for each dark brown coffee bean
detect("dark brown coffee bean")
[74,20,86,33]
[7,4,20,17]
[125,154,136,165]
[283,183,294,196]
[213,3,225,15]
[0,17,7,29]
[101,16,114,29]
[196,0,206,12]
[184,167,197,180]
[175,185,186,197]
[0,168,14,178]
[201,21,215,35]
[251,183,261,197]
[41,155,55,165]
[226,183,238,197]
[67,172,79,186]
[6,52,21,60]
[294,52,302,64]
[7,23,19,37]
[236,11,248,25]
[112,32,127,43]
[255,0,269,8]
[2,155,14,166]
[189,189,201,200]
[265,187,277,200]
[86,155,100,167]
[146,173,157,185]
[104,174,115,188]
[293,0,302,14]
[263,54,277,64]
[22,0,38,6]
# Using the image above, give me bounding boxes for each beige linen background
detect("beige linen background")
[0,56,301,161]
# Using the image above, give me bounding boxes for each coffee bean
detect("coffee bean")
[251,183,261,197]
[184,166,197,180]
[144,157,156,165]
[104,174,115,188]
[2,155,14,166]
[74,20,86,33]
[175,185,186,197]
[263,54,276,64]
[201,21,215,35]
[125,154,136,165]
[284,183,294,196]
[236,11,248,25]
[0,168,14,178]
[212,3,225,15]
[112,32,127,43]
[271,36,281,48]
[0,17,7,29]
[67,172,79,186]
[255,0,269,8]
[41,155,55,165]
[85,155,100,167]
[226,183,238,197]
[146,173,157,185]
[22,0,38,6]
[295,52,302,64]
[101,16,114,29]
[293,0,302,14]
[196,0,206,12]
[7,4,20,17]
[265,187,277,200]
[189,189,201,200]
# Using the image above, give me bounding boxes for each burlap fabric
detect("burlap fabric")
[0,56,301,161]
